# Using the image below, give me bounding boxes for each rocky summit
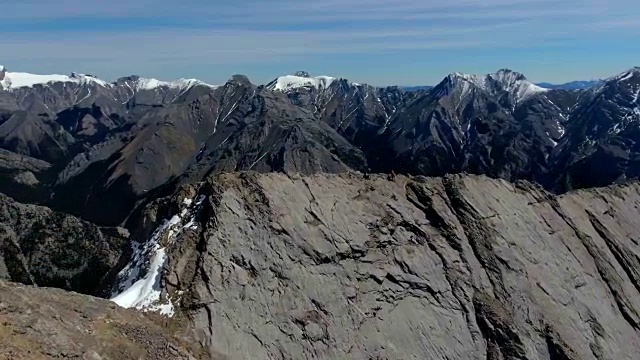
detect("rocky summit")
[112,171,640,360]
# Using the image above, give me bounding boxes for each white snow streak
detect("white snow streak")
[619,71,635,82]
[607,67,639,83]
[110,194,207,316]
[546,131,559,147]
[111,248,168,313]
[76,88,92,104]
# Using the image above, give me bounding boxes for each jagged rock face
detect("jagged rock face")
[549,68,640,190]
[1,67,639,229]
[0,280,216,359]
[0,194,129,295]
[46,78,367,225]
[274,78,412,140]
[361,75,572,180]
[0,74,218,165]
[270,70,577,183]
[0,149,53,203]
[0,76,221,222]
[126,172,640,359]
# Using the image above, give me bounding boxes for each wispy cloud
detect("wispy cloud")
[1,21,542,61]
[1,0,638,84]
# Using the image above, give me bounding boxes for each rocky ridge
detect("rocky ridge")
[113,171,640,359]
[1,66,638,229]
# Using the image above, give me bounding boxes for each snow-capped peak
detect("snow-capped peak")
[492,69,527,81]
[0,67,219,92]
[267,73,337,92]
[440,69,547,103]
[135,77,218,91]
[448,72,489,90]
[608,67,640,83]
[589,67,640,96]
[488,69,547,102]
[0,69,110,90]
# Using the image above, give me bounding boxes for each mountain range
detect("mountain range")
[2,63,640,359]
[1,65,638,226]
[536,79,603,90]
[403,79,601,92]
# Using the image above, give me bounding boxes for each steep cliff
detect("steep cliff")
[116,172,640,359]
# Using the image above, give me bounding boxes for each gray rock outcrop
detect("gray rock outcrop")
[131,172,640,359]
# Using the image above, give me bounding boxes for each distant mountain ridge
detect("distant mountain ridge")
[0,65,604,93]
[536,79,603,90]
[0,65,639,227]
[400,79,603,92]
[401,85,433,92]
[0,66,217,91]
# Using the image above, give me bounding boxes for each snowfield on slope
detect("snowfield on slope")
[110,195,206,316]
[135,77,218,91]
[269,74,337,91]
[0,71,110,89]
[0,67,218,92]
[448,69,547,103]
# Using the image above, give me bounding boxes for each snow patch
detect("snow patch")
[111,248,169,314]
[607,67,640,83]
[0,71,218,92]
[268,75,336,92]
[452,72,488,91]
[618,71,635,82]
[546,132,559,147]
[110,194,207,316]
[446,69,547,103]
[0,71,109,90]
[136,78,218,91]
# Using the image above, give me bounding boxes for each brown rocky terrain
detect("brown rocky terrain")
[0,280,217,360]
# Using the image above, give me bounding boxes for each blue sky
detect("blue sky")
[1,0,638,86]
